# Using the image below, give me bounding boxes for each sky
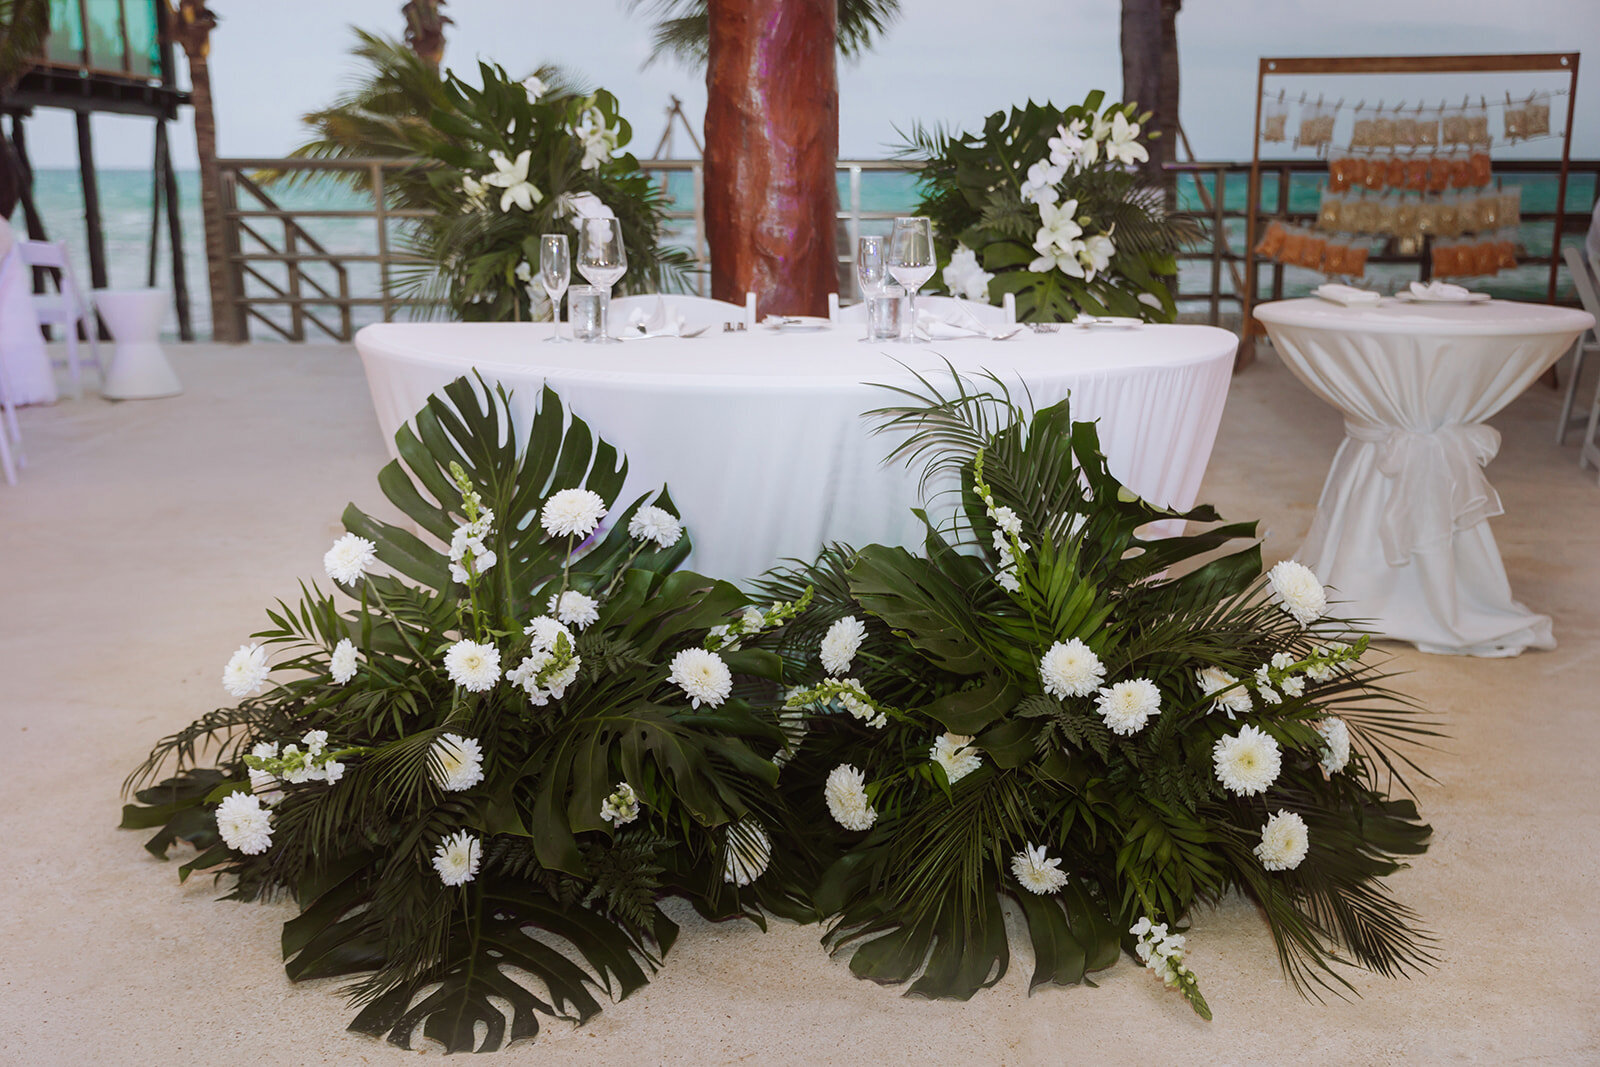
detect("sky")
[20,0,1600,171]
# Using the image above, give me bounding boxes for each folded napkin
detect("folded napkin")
[915,304,992,339]
[1408,280,1473,301]
[1314,283,1382,306]
[622,297,687,338]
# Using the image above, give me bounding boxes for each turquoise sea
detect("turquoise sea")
[13,166,1594,341]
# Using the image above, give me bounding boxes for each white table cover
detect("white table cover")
[356,322,1238,581]
[1255,297,1593,656]
[0,247,57,406]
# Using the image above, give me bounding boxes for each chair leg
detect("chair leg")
[64,322,83,400]
[1581,371,1600,485]
[1557,338,1584,444]
[0,360,20,485]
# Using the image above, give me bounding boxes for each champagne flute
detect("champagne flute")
[857,234,886,300]
[576,216,627,343]
[887,217,936,343]
[539,233,570,343]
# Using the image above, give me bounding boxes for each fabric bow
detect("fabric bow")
[1345,420,1503,566]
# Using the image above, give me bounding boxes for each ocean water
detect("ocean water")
[13,166,1593,341]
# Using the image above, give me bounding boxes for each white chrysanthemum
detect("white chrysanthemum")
[1268,560,1327,626]
[1213,724,1283,796]
[601,782,640,826]
[1254,810,1310,871]
[824,764,876,831]
[628,505,683,548]
[548,590,600,630]
[215,791,273,855]
[667,647,732,709]
[722,818,772,886]
[443,640,501,692]
[523,616,572,653]
[1010,843,1069,895]
[1317,716,1352,774]
[1039,638,1105,699]
[431,733,485,792]
[1196,666,1250,717]
[432,830,481,887]
[222,642,271,698]
[820,616,867,676]
[330,638,360,685]
[323,533,377,585]
[1094,678,1162,736]
[541,488,608,539]
[929,733,983,785]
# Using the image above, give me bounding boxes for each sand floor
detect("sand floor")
[1,340,1597,1065]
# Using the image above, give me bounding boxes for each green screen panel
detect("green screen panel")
[45,0,86,66]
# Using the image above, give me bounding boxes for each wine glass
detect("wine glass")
[576,217,627,342]
[887,217,936,343]
[539,233,570,343]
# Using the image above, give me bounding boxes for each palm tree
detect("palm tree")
[0,0,49,218]
[1121,0,1182,198]
[401,0,451,69]
[167,1,229,340]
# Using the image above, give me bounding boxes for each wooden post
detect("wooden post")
[75,111,108,291]
[169,1,230,341]
[157,122,194,340]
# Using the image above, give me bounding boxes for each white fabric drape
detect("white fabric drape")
[356,322,1238,582]
[1256,298,1593,656]
[0,248,57,406]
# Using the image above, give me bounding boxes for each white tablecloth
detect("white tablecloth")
[1255,297,1593,656]
[0,248,57,406]
[356,322,1238,581]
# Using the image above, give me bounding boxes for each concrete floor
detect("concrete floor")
[1,341,1597,1065]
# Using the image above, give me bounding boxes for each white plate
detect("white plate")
[1074,315,1142,329]
[1395,291,1491,304]
[764,315,833,331]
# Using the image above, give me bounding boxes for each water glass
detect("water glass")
[568,285,607,342]
[539,233,570,343]
[867,284,905,342]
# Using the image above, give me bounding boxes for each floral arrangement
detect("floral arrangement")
[124,372,1435,1051]
[905,92,1202,323]
[121,376,809,1053]
[293,33,693,321]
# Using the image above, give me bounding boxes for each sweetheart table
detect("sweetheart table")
[356,322,1238,581]
[1255,297,1593,656]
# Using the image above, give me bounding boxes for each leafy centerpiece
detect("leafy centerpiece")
[122,377,808,1053]
[905,92,1201,323]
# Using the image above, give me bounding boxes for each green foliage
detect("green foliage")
[626,0,902,66]
[901,94,1203,323]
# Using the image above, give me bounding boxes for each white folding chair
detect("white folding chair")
[1561,246,1600,445]
[0,338,22,486]
[609,292,756,332]
[17,240,102,399]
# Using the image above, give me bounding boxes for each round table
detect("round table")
[1254,297,1593,656]
[95,288,181,401]
[356,321,1239,581]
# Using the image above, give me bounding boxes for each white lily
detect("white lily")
[1104,111,1149,166]
[522,75,548,102]
[1047,118,1097,170]
[1020,159,1064,206]
[1034,197,1084,253]
[460,174,488,208]
[575,107,618,171]
[1078,233,1115,281]
[483,150,543,212]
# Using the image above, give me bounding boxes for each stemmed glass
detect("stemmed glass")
[576,217,627,343]
[887,217,936,343]
[539,233,570,343]
[857,234,886,300]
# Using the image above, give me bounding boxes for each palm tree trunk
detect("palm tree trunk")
[170,2,231,341]
[402,1,450,69]
[703,0,838,317]
[1120,0,1181,202]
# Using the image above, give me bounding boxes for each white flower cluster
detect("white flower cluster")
[787,677,889,730]
[820,615,867,676]
[627,505,683,549]
[1010,843,1069,895]
[541,488,609,540]
[600,781,640,826]
[574,103,620,171]
[1212,724,1282,796]
[248,741,284,806]
[1095,678,1162,736]
[507,616,581,706]
[245,730,347,797]
[323,533,377,586]
[1016,111,1145,282]
[481,149,544,213]
[1254,809,1310,871]
[215,791,274,855]
[929,732,983,785]
[222,642,271,698]
[667,647,733,709]
[941,243,994,303]
[708,607,768,653]
[448,509,497,585]
[444,639,502,693]
[1267,560,1327,627]
[1254,650,1305,705]
[1195,665,1251,718]
[824,763,877,831]
[430,733,485,793]
[979,491,1027,593]
[433,830,482,887]
[1039,638,1105,699]
[1026,197,1114,282]
[1130,916,1188,987]
[722,818,772,887]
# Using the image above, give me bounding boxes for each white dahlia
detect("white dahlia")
[628,505,683,548]
[929,733,983,785]
[1010,843,1069,895]
[1095,678,1162,736]
[820,616,867,676]
[222,642,271,699]
[667,647,733,709]
[431,733,485,792]
[432,830,482,887]
[1268,560,1327,626]
[215,791,273,855]
[824,764,876,831]
[523,616,572,653]
[322,532,377,585]
[1317,716,1352,774]
[601,782,640,826]
[1254,810,1310,871]
[443,639,501,692]
[1213,724,1283,796]
[722,818,772,886]
[330,638,360,685]
[1039,638,1105,699]
[1196,666,1250,718]
[540,488,608,539]
[548,590,600,630]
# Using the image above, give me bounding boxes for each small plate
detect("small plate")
[763,315,833,331]
[1074,315,1142,329]
[1395,291,1491,304]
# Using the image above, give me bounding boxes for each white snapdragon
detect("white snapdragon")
[1195,666,1251,718]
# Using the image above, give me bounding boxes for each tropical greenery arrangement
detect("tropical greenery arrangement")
[906,92,1202,323]
[291,33,692,321]
[124,371,1434,1051]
